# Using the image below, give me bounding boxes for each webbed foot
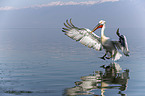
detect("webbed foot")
[106,57,111,59]
[99,57,106,60]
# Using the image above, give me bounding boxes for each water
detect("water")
[0,28,145,96]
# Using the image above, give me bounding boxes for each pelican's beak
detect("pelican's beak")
[91,23,103,33]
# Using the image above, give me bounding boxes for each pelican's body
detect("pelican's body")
[95,20,124,60]
[62,19,129,61]
[101,36,122,60]
[100,24,113,52]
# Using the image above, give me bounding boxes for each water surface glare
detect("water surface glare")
[0,28,145,96]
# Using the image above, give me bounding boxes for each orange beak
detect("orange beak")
[91,23,103,33]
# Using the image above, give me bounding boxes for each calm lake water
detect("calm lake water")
[0,28,145,96]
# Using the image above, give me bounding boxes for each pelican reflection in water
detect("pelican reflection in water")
[64,62,129,96]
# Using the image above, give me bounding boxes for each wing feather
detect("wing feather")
[114,29,129,56]
[62,19,102,51]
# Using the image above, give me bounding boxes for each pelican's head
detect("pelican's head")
[99,20,106,25]
[91,20,106,33]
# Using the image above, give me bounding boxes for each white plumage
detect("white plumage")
[62,19,129,61]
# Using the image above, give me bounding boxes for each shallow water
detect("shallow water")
[0,28,145,96]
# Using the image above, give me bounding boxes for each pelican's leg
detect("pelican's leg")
[106,55,113,59]
[99,51,108,60]
[106,50,115,59]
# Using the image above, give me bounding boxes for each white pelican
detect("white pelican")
[62,19,129,61]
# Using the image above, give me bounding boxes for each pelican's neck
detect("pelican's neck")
[101,24,106,37]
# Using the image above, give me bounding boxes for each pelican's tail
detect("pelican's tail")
[113,51,122,61]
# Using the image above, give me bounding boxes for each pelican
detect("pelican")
[62,19,129,61]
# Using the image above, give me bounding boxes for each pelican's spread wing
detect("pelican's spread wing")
[114,29,129,56]
[62,19,103,51]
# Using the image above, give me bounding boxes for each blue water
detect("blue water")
[0,28,145,96]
